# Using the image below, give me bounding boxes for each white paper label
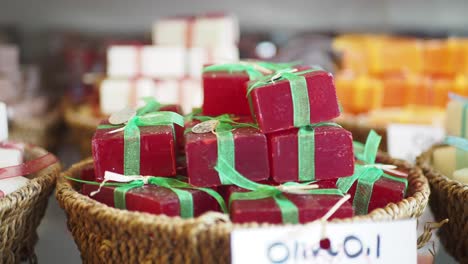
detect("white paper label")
[231,219,417,264]
[387,124,445,163]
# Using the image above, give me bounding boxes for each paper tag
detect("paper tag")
[231,219,416,264]
[387,124,445,163]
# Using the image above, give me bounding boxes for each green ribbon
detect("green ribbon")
[247,67,321,128]
[336,130,408,215]
[189,114,258,185]
[98,99,184,175]
[66,175,228,218]
[298,122,342,181]
[203,61,300,80]
[215,158,344,224]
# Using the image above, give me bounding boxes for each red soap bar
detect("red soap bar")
[347,176,406,213]
[268,126,354,183]
[202,71,251,116]
[249,70,340,133]
[230,191,354,224]
[160,104,184,152]
[185,127,270,187]
[82,184,221,217]
[92,120,177,181]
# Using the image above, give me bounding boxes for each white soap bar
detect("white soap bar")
[0,102,7,141]
[153,14,239,48]
[180,79,203,114]
[99,78,158,115]
[141,47,186,78]
[452,168,468,184]
[446,100,468,138]
[192,15,239,48]
[188,46,240,78]
[0,147,22,168]
[107,46,186,78]
[0,176,29,197]
[154,80,180,105]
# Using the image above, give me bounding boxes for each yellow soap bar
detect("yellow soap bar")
[446,100,468,138]
[433,146,457,177]
[452,168,468,184]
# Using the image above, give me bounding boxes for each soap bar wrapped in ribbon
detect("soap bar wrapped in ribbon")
[433,136,468,178]
[215,158,354,224]
[92,98,184,181]
[80,171,227,217]
[185,114,269,187]
[446,93,468,139]
[202,61,300,116]
[337,130,408,215]
[268,122,354,183]
[247,68,340,134]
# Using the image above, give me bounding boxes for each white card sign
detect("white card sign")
[387,124,445,163]
[231,219,416,264]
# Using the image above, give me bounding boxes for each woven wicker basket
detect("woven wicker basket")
[57,154,429,264]
[64,104,100,157]
[416,145,468,263]
[0,145,61,263]
[9,108,62,150]
[335,116,388,152]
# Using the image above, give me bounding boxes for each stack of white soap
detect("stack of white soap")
[100,14,239,115]
[0,102,28,197]
[432,94,468,184]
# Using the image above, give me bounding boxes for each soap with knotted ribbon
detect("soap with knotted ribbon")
[92,98,185,181]
[214,158,354,224]
[268,122,354,183]
[202,61,300,116]
[432,135,468,180]
[336,130,408,215]
[185,114,269,187]
[247,67,340,134]
[78,171,228,218]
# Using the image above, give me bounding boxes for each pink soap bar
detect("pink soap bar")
[92,120,177,181]
[185,127,270,187]
[82,184,221,217]
[249,70,340,133]
[203,71,251,116]
[230,191,354,224]
[268,126,354,183]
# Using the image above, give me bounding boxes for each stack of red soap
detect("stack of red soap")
[85,60,407,224]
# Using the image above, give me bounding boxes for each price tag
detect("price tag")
[387,124,445,163]
[231,219,416,264]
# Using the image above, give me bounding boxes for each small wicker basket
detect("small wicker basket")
[64,104,100,157]
[416,145,468,263]
[0,145,61,263]
[57,154,429,264]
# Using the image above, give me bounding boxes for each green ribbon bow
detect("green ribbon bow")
[215,158,344,224]
[336,130,408,215]
[98,98,184,175]
[189,114,258,185]
[203,61,300,80]
[66,175,228,218]
[297,122,342,182]
[247,67,322,128]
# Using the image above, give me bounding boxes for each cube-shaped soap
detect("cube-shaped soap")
[268,125,354,183]
[185,127,269,187]
[82,183,221,217]
[92,120,177,181]
[248,70,340,133]
[229,188,354,224]
[446,98,468,138]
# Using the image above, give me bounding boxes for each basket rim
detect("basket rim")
[64,104,101,129]
[0,144,61,210]
[57,154,430,232]
[416,144,468,192]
